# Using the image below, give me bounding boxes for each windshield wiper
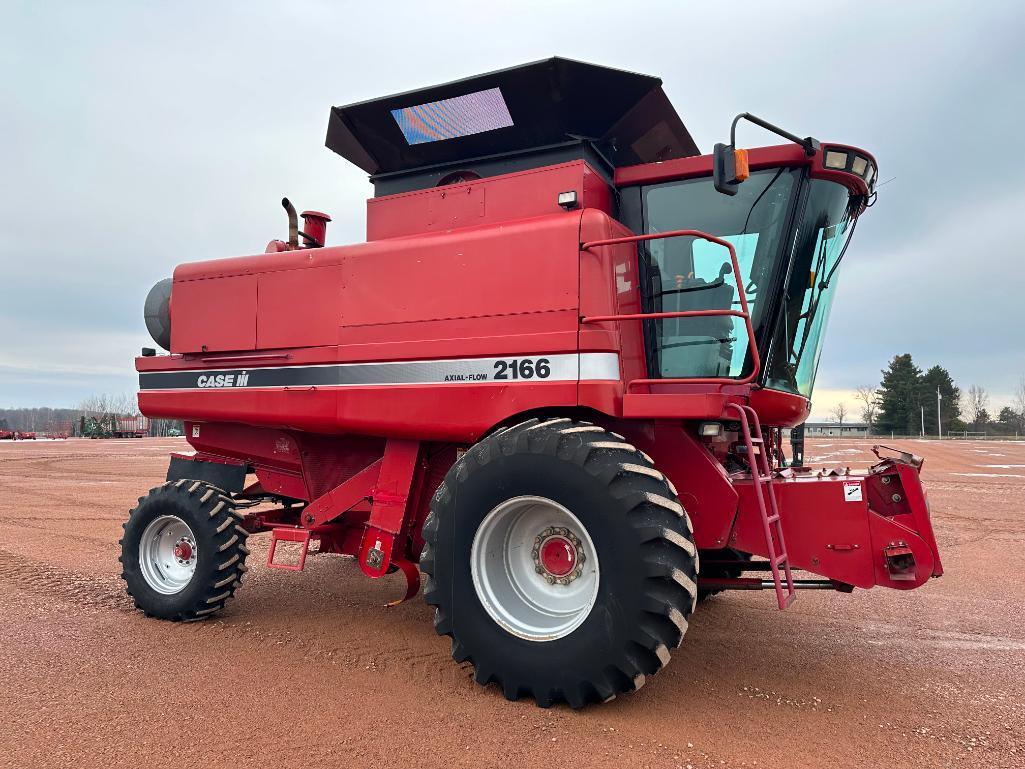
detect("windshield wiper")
[788,206,860,369]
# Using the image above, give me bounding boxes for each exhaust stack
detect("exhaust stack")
[281,198,299,249]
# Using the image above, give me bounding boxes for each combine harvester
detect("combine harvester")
[123,59,943,707]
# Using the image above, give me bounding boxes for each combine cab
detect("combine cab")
[123,58,942,708]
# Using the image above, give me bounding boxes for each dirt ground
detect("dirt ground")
[1,437,1023,768]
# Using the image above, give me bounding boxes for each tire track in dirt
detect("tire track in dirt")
[202,613,476,694]
[0,529,461,694]
[0,517,122,547]
[2,486,132,514]
[0,548,133,613]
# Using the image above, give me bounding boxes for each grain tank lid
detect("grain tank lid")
[326,57,700,176]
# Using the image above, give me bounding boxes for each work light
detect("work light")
[824,150,848,169]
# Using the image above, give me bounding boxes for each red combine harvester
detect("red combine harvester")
[123,59,942,707]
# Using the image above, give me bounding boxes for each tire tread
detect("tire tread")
[420,417,697,709]
[120,479,249,622]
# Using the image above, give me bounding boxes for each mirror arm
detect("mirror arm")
[730,113,820,156]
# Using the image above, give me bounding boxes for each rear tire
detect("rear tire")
[421,417,698,708]
[120,479,249,621]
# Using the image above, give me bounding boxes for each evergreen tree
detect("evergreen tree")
[875,354,923,435]
[920,365,961,436]
[998,406,1024,433]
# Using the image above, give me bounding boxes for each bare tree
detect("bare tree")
[112,392,139,417]
[78,392,139,435]
[830,401,848,426]
[854,386,878,431]
[966,384,990,429]
[80,393,138,418]
[1015,376,1025,426]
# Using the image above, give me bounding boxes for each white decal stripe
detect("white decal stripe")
[139,353,621,391]
[579,352,620,381]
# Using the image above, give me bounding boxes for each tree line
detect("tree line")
[834,354,1025,436]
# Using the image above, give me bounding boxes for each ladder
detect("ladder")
[727,403,796,609]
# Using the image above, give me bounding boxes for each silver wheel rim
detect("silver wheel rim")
[139,515,198,595]
[471,496,599,642]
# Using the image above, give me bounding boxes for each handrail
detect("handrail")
[580,229,761,388]
[200,352,293,365]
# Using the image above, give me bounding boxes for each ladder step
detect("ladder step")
[728,402,794,612]
[267,527,313,572]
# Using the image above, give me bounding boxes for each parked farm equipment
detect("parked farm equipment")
[1,430,36,440]
[43,421,72,440]
[82,414,150,439]
[123,58,943,708]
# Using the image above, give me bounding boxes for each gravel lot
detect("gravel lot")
[1,437,1022,768]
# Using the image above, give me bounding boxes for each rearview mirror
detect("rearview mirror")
[713,143,749,196]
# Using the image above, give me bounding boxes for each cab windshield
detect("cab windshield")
[638,170,858,399]
[639,168,800,379]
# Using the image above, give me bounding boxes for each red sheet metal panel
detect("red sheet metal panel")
[257,265,343,350]
[171,274,258,353]
[341,214,579,328]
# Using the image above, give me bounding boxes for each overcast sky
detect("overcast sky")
[2,1,1023,419]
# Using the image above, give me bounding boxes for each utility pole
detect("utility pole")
[921,405,925,437]
[937,386,942,439]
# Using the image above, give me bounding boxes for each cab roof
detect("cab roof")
[326,57,700,180]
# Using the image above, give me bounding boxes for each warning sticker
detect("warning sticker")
[843,481,863,502]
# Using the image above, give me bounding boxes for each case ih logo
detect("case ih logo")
[197,371,250,388]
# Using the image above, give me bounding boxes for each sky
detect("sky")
[2,0,1023,420]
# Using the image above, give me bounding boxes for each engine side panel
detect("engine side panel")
[140,207,626,441]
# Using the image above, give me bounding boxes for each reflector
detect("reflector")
[734,148,750,182]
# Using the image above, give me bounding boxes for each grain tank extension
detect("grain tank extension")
[123,58,942,708]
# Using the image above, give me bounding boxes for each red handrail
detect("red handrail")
[580,229,761,388]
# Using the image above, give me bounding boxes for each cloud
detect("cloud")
[2,1,1023,412]
[820,188,1025,410]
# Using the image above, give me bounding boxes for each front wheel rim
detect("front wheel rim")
[471,496,599,642]
[138,515,198,595]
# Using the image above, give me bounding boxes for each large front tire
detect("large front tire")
[421,418,698,708]
[120,479,249,621]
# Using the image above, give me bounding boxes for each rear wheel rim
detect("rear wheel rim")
[139,515,197,595]
[471,496,599,642]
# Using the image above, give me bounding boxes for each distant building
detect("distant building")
[799,421,871,438]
